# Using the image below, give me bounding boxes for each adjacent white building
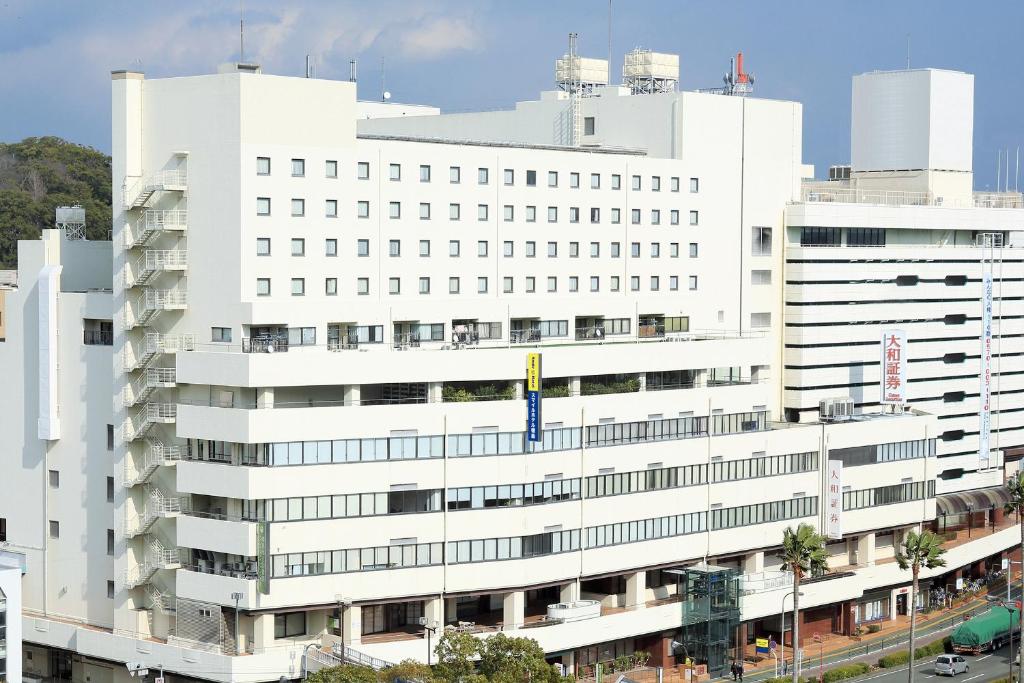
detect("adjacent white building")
[0,57,1021,683]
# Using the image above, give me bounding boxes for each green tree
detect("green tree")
[305,664,378,683]
[896,530,946,683]
[433,631,480,682]
[379,659,437,683]
[477,633,559,682]
[779,523,829,683]
[1005,472,1024,679]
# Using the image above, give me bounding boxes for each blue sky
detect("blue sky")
[1,0,1021,188]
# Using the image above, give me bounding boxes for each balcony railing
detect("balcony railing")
[83,329,113,346]
[739,570,794,595]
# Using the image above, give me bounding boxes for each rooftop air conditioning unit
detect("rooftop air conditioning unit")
[819,397,854,422]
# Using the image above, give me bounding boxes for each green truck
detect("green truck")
[951,607,1020,654]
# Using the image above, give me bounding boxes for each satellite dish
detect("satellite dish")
[383,91,392,100]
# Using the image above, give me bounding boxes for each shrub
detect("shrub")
[542,383,571,398]
[765,677,811,683]
[822,663,869,683]
[914,638,950,659]
[867,624,882,633]
[305,665,378,683]
[878,651,910,668]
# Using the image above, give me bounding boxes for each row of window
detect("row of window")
[799,227,886,248]
[263,489,442,521]
[709,496,819,530]
[255,197,699,226]
[447,530,581,564]
[263,155,700,194]
[843,481,935,511]
[262,237,704,260]
[586,512,706,548]
[447,479,581,510]
[256,274,702,296]
[270,542,443,577]
[830,439,937,468]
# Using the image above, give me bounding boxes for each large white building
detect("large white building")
[0,56,1022,683]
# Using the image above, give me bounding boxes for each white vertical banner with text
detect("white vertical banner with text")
[979,272,993,470]
[880,329,908,405]
[826,460,843,540]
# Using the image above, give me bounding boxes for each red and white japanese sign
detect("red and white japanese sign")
[880,329,907,405]
[826,459,843,540]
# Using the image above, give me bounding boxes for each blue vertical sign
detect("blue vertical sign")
[526,352,542,442]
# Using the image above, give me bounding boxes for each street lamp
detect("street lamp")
[335,594,351,656]
[779,590,804,678]
[419,617,439,666]
[230,592,244,655]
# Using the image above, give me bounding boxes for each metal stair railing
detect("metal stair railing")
[122,367,177,407]
[124,288,187,329]
[124,439,182,487]
[123,333,195,372]
[125,249,188,288]
[122,402,177,441]
[124,170,188,209]
[124,209,188,249]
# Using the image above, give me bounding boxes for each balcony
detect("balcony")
[177,512,258,557]
[83,329,113,345]
[124,209,188,249]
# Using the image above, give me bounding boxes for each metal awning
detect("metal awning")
[936,485,1012,516]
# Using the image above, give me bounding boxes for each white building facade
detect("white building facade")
[0,62,1020,683]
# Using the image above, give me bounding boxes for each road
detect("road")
[852,641,1018,683]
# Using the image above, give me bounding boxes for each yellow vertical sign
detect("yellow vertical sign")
[527,353,541,392]
[526,353,542,442]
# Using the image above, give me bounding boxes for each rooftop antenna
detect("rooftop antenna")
[239,1,245,63]
[380,57,391,102]
[997,149,1002,194]
[305,55,311,78]
[905,33,910,70]
[1015,146,1019,193]
[607,0,612,85]
[349,59,358,83]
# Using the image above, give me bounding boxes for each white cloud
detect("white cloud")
[390,15,483,59]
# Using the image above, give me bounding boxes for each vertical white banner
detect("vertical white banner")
[980,273,993,469]
[880,329,908,405]
[827,460,843,540]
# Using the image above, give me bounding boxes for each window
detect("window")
[751,312,771,328]
[357,161,370,179]
[670,210,679,225]
[275,612,307,639]
[504,241,514,257]
[477,241,488,257]
[504,169,514,185]
[800,227,841,247]
[526,170,537,186]
[689,243,698,258]
[326,238,338,257]
[49,520,59,539]
[503,277,514,293]
[107,425,114,450]
[478,167,489,185]
[670,243,679,258]
[752,227,772,256]
[526,277,536,293]
[689,210,698,225]
[450,203,461,220]
[212,327,232,342]
[547,276,557,292]
[590,207,600,223]
[847,227,886,246]
[450,166,461,184]
[107,528,114,555]
[357,239,370,257]
[503,205,514,221]
[449,240,461,257]
[291,278,305,296]
[569,276,578,292]
[449,277,460,294]
[106,475,114,500]
[690,177,699,193]
[526,206,537,222]
[651,209,661,225]
[591,173,600,189]
[547,242,558,257]
[632,175,641,191]
[650,276,660,291]
[478,277,489,294]
[325,199,338,217]
[478,204,489,221]
[357,278,369,295]
[589,242,600,257]
[390,163,401,181]
[671,177,680,192]
[548,171,558,187]
[291,158,305,177]
[631,242,641,258]
[419,240,430,257]
[325,278,337,295]
[357,200,369,218]
[651,243,660,257]
[670,276,679,291]
[389,278,400,295]
[611,174,621,190]
[420,277,431,295]
[107,580,115,598]
[256,278,271,296]
[751,269,772,285]
[256,197,271,216]
[611,242,621,258]
[631,209,641,224]
[611,208,621,224]
[630,276,640,292]
[584,116,595,135]
[419,203,430,220]
[611,276,620,292]
[291,238,305,256]
[569,242,579,258]
[49,469,59,488]
[548,206,558,222]
[256,156,271,175]
[420,165,431,182]
[325,160,338,178]
[256,238,271,256]
[652,176,661,192]
[0,517,5,542]
[689,276,698,291]
[389,202,401,219]
[570,172,580,189]
[590,276,599,292]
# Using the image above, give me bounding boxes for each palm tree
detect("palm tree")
[895,529,946,683]
[1005,472,1024,680]
[780,523,829,683]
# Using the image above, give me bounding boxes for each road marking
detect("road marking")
[977,654,993,660]
[961,674,983,682]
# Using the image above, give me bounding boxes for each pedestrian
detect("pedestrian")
[730,661,738,680]
[738,661,744,682]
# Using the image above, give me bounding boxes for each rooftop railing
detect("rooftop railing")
[800,182,1024,209]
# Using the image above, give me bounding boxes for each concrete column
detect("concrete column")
[694,368,708,387]
[342,604,361,645]
[560,581,580,604]
[637,373,647,391]
[252,614,275,650]
[857,533,876,567]
[343,384,361,407]
[743,551,765,574]
[424,597,444,627]
[514,379,525,399]
[569,376,581,396]
[256,387,274,408]
[503,591,525,628]
[625,570,646,608]
[445,597,457,623]
[560,651,576,677]
[427,382,443,403]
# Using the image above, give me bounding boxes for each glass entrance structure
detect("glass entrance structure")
[676,564,740,676]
